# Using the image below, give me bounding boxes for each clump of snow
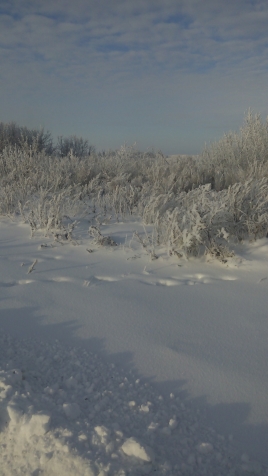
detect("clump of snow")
[168,418,177,430]
[6,402,24,425]
[23,413,51,438]
[121,437,154,462]
[197,442,214,454]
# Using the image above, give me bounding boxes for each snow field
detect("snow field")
[0,217,268,475]
[0,333,265,476]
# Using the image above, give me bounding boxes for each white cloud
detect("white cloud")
[1,0,268,81]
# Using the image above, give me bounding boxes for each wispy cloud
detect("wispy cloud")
[2,0,267,78]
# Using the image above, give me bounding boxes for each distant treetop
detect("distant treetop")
[0,121,95,158]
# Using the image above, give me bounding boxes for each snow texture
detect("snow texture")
[0,216,268,475]
[1,334,264,476]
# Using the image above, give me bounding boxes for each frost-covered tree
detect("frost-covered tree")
[56,135,95,158]
[0,121,54,155]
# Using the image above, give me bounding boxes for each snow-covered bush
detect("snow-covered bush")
[20,187,83,237]
[88,225,117,247]
[199,110,268,190]
[142,179,268,259]
[1,113,268,260]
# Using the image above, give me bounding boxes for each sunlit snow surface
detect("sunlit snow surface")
[0,217,268,475]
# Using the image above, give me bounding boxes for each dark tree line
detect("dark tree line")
[0,121,95,157]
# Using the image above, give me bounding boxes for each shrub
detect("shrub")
[199,110,268,190]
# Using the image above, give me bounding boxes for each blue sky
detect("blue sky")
[0,0,268,154]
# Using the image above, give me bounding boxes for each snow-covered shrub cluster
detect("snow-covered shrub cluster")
[140,179,268,260]
[1,110,268,259]
[199,110,268,190]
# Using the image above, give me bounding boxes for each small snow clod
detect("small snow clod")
[197,442,214,454]
[121,437,155,463]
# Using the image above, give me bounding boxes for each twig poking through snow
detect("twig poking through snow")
[27,259,38,274]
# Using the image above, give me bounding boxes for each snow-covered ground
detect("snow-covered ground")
[0,216,268,475]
